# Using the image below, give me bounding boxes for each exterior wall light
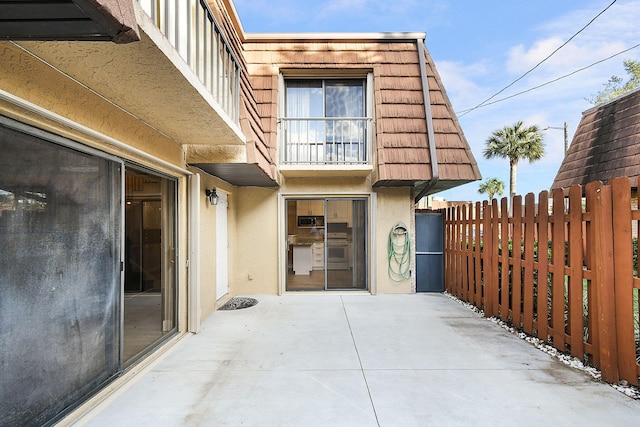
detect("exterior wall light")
[205,188,218,205]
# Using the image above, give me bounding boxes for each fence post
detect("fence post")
[610,177,637,385]
[586,181,618,383]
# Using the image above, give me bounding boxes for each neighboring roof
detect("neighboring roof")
[551,88,640,190]
[243,36,480,193]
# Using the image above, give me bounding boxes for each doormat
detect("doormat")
[218,297,258,310]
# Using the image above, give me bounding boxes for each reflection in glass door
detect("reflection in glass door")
[286,198,367,291]
[123,169,177,365]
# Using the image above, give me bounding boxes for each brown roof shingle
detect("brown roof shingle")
[244,36,480,192]
[551,88,640,190]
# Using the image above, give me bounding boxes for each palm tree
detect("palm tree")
[478,178,505,201]
[483,121,545,202]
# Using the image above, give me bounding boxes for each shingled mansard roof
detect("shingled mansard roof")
[552,88,640,190]
[242,33,481,194]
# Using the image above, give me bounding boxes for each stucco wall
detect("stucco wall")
[229,177,416,295]
[374,188,415,294]
[233,187,280,295]
[0,41,193,333]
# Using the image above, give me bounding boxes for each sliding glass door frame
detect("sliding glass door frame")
[283,195,369,292]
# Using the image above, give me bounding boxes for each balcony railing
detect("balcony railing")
[280,118,372,165]
[138,0,240,123]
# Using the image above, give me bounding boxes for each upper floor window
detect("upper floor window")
[281,78,371,165]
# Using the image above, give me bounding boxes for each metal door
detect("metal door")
[416,212,444,292]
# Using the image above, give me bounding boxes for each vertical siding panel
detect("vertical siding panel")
[551,189,566,349]
[537,191,550,342]
[568,185,585,359]
[512,196,523,327]
[610,177,637,385]
[522,193,535,335]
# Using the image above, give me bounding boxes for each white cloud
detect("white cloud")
[507,38,629,76]
[435,60,491,112]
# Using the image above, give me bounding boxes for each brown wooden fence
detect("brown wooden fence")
[443,177,640,386]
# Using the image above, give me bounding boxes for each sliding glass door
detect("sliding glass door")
[326,199,367,290]
[0,119,121,426]
[286,198,367,291]
[123,168,177,366]
[0,117,179,426]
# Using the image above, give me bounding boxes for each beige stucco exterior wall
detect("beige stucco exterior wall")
[233,187,279,294]
[0,41,194,331]
[227,176,416,295]
[373,188,415,294]
[196,174,238,318]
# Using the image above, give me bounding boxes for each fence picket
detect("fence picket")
[586,181,618,382]
[483,200,494,316]
[500,198,510,321]
[441,177,638,385]
[513,196,523,327]
[490,199,500,317]
[474,202,483,307]
[523,193,535,335]
[453,206,461,298]
[537,191,550,342]
[551,189,566,349]
[610,177,637,385]
[568,185,584,359]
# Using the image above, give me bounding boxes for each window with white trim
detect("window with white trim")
[280,77,372,165]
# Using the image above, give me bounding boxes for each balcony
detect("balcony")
[2,0,246,147]
[138,0,240,124]
[279,117,373,177]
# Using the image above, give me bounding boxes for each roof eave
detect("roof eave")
[244,32,427,43]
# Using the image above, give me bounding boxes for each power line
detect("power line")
[456,42,640,114]
[458,0,618,117]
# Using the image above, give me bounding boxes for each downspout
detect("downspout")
[414,37,439,204]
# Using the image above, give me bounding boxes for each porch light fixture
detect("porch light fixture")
[205,188,218,206]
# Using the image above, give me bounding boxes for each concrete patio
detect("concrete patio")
[74,294,639,426]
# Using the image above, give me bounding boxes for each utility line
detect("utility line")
[458,0,618,117]
[457,42,640,114]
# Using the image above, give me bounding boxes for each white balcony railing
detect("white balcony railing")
[138,0,240,124]
[280,118,372,165]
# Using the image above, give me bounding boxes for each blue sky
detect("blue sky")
[233,0,640,202]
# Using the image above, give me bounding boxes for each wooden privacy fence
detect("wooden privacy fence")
[444,177,640,386]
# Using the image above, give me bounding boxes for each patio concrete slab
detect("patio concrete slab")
[77,294,640,427]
